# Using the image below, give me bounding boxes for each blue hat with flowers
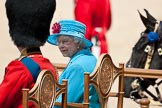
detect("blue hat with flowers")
[47,20,93,48]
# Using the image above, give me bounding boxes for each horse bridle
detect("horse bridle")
[144,44,155,69]
[144,21,160,69]
[130,21,162,104]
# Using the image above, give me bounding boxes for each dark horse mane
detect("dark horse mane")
[124,9,162,104]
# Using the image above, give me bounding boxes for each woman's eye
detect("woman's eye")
[63,40,68,42]
[62,40,68,44]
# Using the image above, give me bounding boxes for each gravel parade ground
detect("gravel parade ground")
[1,0,162,107]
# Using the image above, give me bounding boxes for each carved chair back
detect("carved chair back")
[22,70,67,108]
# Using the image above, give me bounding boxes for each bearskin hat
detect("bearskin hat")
[5,0,56,48]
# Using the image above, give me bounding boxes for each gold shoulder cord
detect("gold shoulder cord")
[17,56,26,61]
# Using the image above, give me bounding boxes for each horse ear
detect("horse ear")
[144,9,157,23]
[138,9,155,31]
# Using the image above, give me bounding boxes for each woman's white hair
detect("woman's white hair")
[73,37,85,49]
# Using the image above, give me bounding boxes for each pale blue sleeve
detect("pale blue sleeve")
[54,64,85,108]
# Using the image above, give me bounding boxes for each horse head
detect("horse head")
[125,9,162,103]
[128,9,162,69]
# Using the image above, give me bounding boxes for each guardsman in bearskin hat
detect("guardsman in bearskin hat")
[0,0,57,107]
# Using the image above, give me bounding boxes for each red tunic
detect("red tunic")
[0,54,57,108]
[74,0,111,54]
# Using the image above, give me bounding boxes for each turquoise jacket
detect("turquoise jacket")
[55,48,100,108]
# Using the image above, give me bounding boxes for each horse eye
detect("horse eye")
[158,48,162,55]
[144,45,151,53]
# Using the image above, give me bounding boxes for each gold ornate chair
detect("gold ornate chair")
[55,53,124,108]
[54,54,158,108]
[54,63,67,73]
[83,53,124,108]
[22,70,67,108]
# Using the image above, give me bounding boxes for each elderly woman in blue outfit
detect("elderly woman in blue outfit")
[47,20,100,108]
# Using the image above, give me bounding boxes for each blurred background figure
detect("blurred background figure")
[74,0,111,57]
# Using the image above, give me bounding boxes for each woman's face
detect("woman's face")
[57,35,79,58]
